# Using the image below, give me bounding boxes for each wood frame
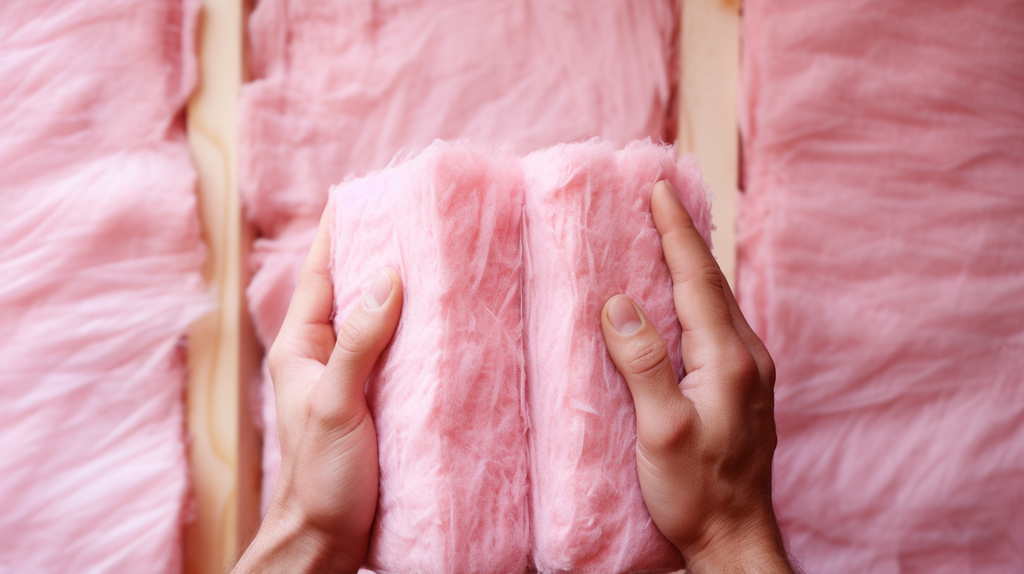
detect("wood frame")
[183,1,740,571]
[679,0,741,286]
[185,0,261,572]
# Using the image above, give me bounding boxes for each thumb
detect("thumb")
[309,268,403,423]
[601,295,696,452]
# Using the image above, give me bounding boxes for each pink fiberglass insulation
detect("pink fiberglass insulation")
[523,141,709,573]
[330,141,529,574]
[241,0,679,236]
[738,1,1024,572]
[0,1,206,572]
[242,0,681,509]
[329,139,712,573]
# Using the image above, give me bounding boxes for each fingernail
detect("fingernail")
[657,179,678,198]
[609,296,642,334]
[365,270,392,310]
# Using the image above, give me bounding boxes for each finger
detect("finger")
[722,282,776,392]
[310,268,403,420]
[651,180,746,375]
[601,295,697,450]
[273,203,338,370]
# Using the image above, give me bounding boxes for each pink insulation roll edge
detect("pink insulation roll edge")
[329,139,712,573]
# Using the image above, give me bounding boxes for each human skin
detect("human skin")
[600,180,794,574]
[233,182,793,574]
[233,204,403,574]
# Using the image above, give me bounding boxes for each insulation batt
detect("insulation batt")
[332,142,529,574]
[242,0,678,235]
[240,0,680,509]
[739,1,1024,572]
[523,142,708,573]
[0,0,206,573]
[330,139,711,573]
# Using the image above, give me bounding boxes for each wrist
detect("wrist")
[233,501,361,574]
[681,513,794,574]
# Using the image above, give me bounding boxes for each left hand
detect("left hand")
[233,204,403,574]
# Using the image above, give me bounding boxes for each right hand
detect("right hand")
[600,181,793,573]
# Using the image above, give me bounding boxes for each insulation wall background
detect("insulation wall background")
[738,1,1024,571]
[0,1,207,572]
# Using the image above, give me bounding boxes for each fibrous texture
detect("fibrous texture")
[739,1,1024,572]
[330,139,710,573]
[523,142,708,573]
[241,0,681,509]
[241,0,679,234]
[0,1,205,572]
[332,142,529,574]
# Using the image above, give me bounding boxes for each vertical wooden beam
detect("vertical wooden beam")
[678,0,741,285]
[185,0,261,572]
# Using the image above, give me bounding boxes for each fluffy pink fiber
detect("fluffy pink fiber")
[0,0,206,572]
[240,0,681,511]
[330,139,711,573]
[523,143,709,574]
[332,142,529,574]
[739,1,1024,572]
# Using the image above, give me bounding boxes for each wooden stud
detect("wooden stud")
[678,0,741,285]
[184,0,261,572]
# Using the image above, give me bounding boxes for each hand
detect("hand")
[233,205,403,574]
[600,181,793,574]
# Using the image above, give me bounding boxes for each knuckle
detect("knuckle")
[305,391,364,436]
[335,311,372,355]
[719,343,760,383]
[623,336,671,382]
[643,408,695,455]
[736,352,760,381]
[671,258,724,291]
[306,396,341,430]
[696,263,727,292]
